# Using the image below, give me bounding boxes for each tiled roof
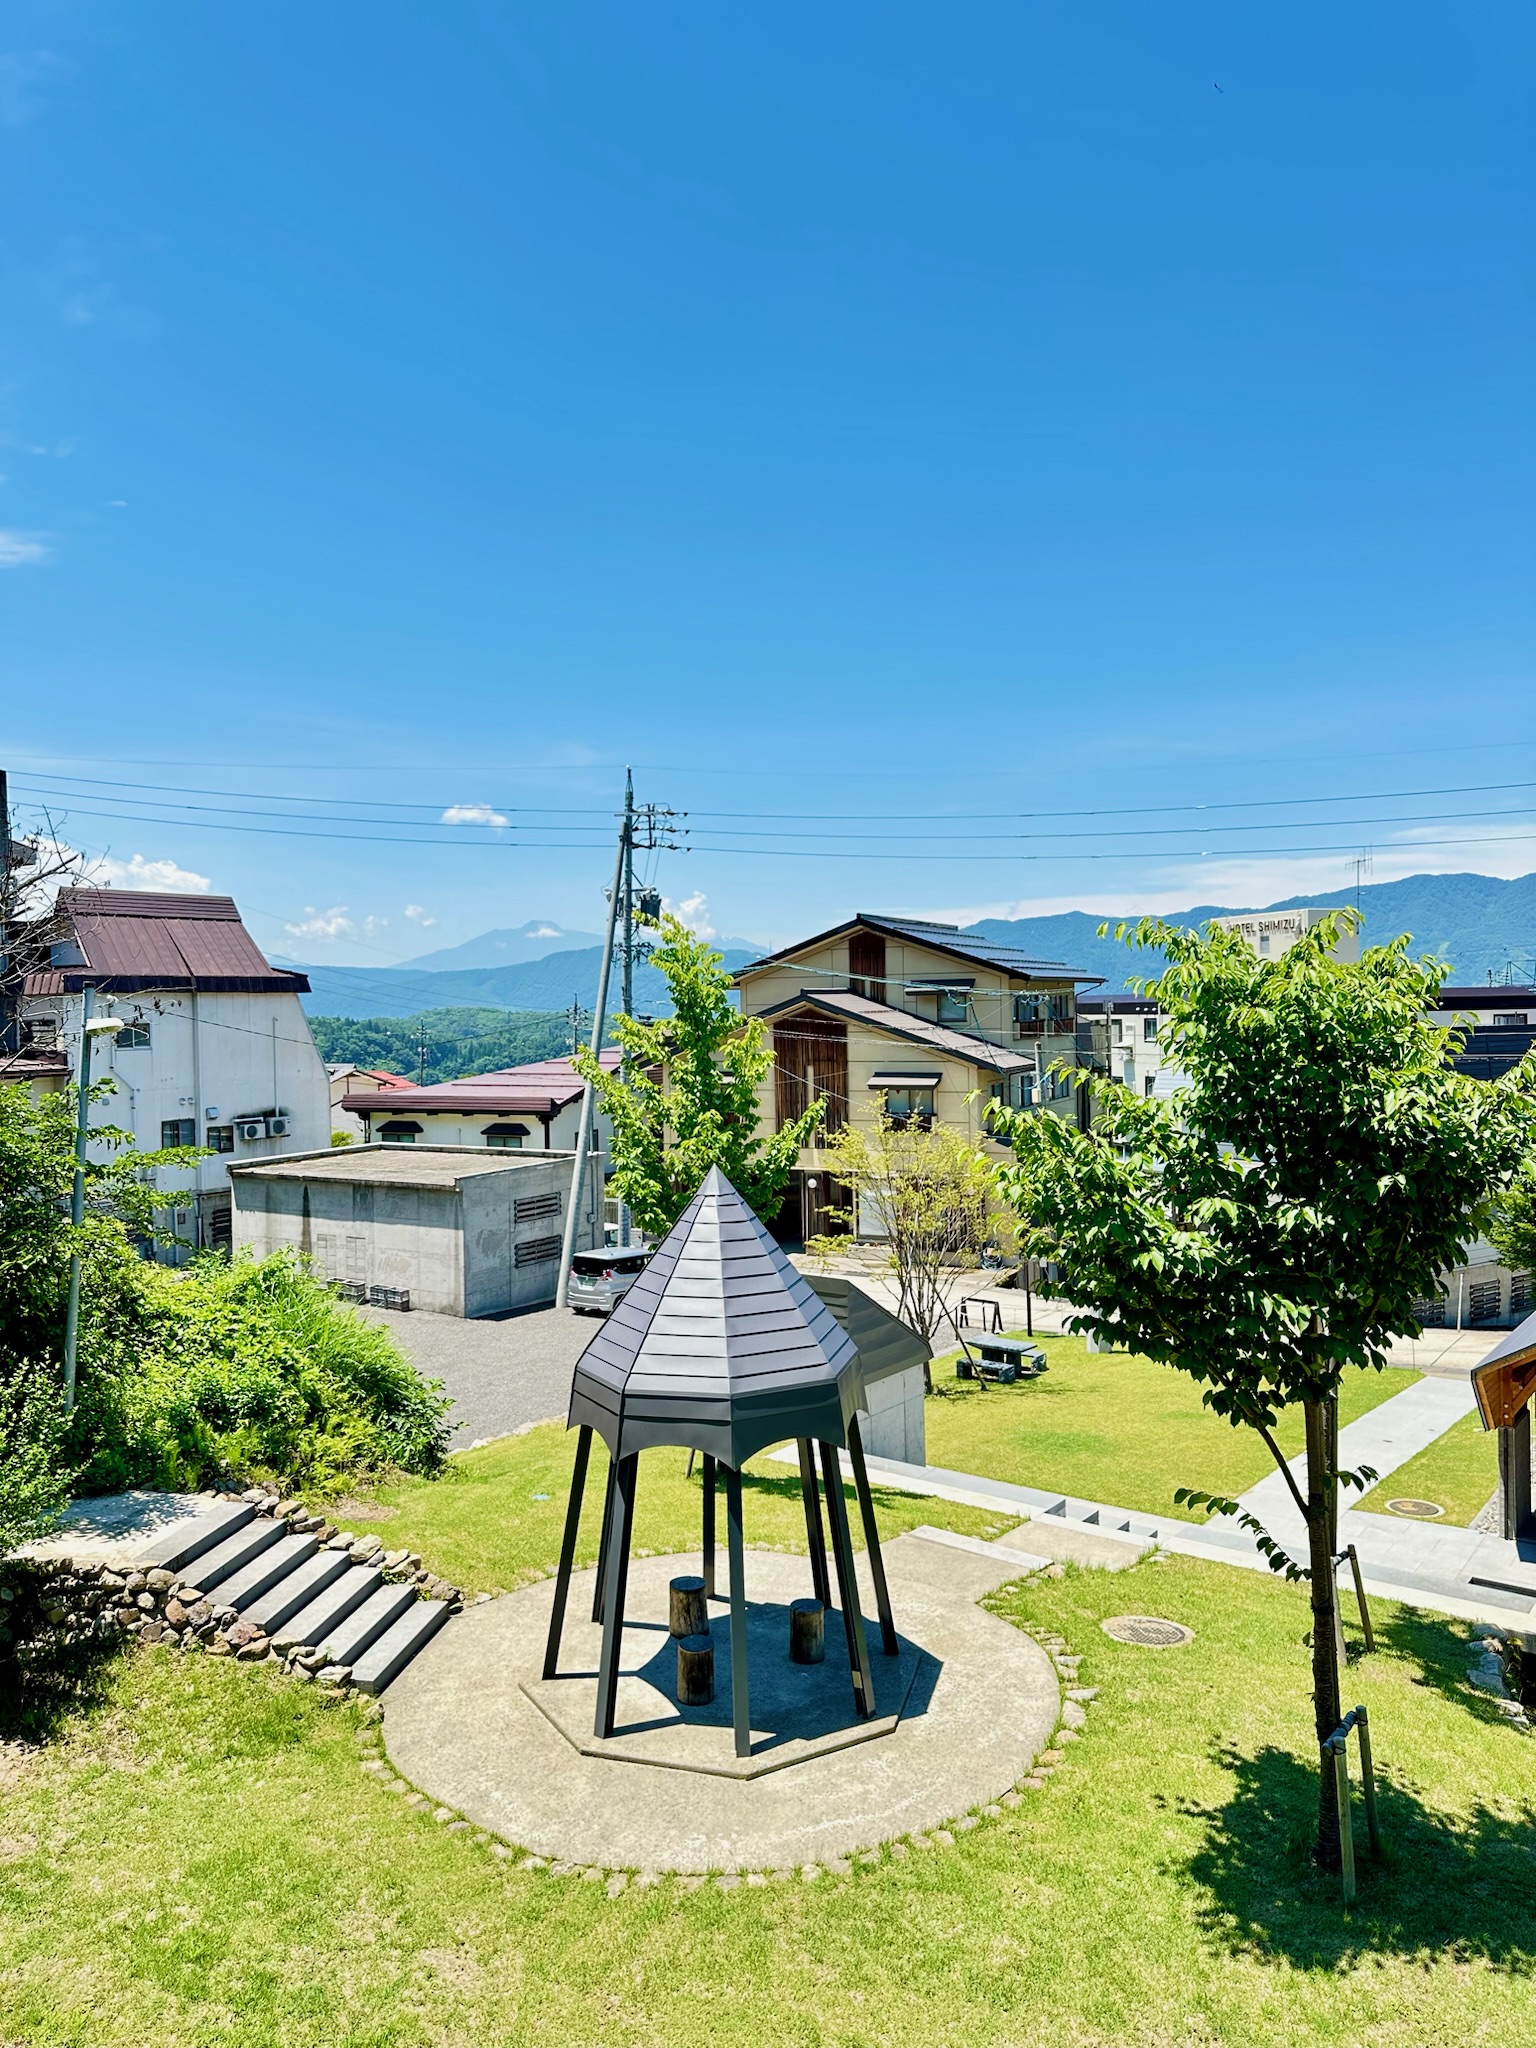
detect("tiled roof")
[45,889,308,996]
[342,1048,620,1117]
[758,988,1037,1074]
[735,912,1101,986]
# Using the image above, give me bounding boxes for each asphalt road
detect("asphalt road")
[361,1302,595,1449]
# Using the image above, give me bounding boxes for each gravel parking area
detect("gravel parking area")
[360,1303,594,1449]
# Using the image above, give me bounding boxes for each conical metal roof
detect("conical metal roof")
[567,1166,865,1466]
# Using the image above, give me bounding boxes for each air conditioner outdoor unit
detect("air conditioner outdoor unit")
[265,1116,291,1138]
[234,1118,268,1143]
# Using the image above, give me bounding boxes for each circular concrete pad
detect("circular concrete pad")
[383,1537,1059,1872]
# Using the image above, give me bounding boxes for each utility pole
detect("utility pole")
[556,818,626,1302]
[565,995,589,1055]
[63,988,123,1413]
[620,768,635,1027]
[416,1024,429,1085]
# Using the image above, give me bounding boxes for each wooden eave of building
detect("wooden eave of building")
[1472,1311,1536,1430]
[758,988,1037,1076]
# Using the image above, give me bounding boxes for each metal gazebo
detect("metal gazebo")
[542,1166,899,1757]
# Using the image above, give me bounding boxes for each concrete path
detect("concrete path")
[1237,1375,1478,1538]
[383,1537,1061,1873]
[361,1302,591,1449]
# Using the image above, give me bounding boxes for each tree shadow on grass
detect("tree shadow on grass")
[0,1628,123,1747]
[1175,1743,1536,1969]
[1372,1603,1517,1728]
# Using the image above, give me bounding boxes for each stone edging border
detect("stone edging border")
[348,1610,1098,1892]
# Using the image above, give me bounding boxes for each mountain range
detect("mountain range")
[969,870,1536,991]
[294,871,1536,1017]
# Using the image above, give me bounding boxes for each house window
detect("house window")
[1111,1019,1123,1043]
[115,1023,150,1050]
[160,1118,197,1148]
[848,929,887,1003]
[1143,1017,1157,1041]
[936,989,969,1024]
[883,1087,935,1130]
[207,1125,235,1154]
[483,1123,529,1149]
[1144,1075,1156,1097]
[1014,992,1074,1036]
[1494,1013,1529,1027]
[379,1121,422,1144]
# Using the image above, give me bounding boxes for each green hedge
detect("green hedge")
[71,1249,450,1497]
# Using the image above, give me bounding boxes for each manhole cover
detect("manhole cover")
[1386,1497,1444,1520]
[1100,1615,1194,1648]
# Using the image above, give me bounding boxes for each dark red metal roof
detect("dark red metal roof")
[342,1048,620,1118]
[46,889,309,996]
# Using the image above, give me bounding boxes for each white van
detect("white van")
[566,1248,650,1315]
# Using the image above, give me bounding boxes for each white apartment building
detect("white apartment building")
[21,887,330,1257]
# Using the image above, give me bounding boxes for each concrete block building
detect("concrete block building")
[229,1145,603,1317]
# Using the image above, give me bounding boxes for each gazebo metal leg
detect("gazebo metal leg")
[594,1454,638,1740]
[846,1417,898,1655]
[797,1438,831,1607]
[542,1424,593,1679]
[701,1454,717,1597]
[591,1451,618,1623]
[724,1463,751,1758]
[818,1439,875,1719]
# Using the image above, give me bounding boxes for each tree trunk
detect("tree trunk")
[1303,1391,1343,1868]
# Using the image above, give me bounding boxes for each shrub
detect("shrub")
[71,1250,450,1497]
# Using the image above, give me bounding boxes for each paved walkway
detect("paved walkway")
[383,1535,1062,1873]
[1237,1376,1478,1537]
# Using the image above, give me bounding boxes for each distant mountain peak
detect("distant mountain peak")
[397,920,602,971]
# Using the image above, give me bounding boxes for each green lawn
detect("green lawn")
[346,1425,1023,1595]
[924,1332,1417,1520]
[4,1547,1534,2045]
[1357,1406,1500,1526]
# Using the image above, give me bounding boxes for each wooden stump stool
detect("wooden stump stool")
[677,1633,715,1705]
[669,1575,707,1639]
[789,1597,825,1665]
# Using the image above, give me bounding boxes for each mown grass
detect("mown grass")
[1357,1405,1500,1526]
[345,1425,1022,1595]
[3,1546,1534,2047]
[923,1332,1417,1518]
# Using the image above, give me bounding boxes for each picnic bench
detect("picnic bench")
[956,1333,1047,1385]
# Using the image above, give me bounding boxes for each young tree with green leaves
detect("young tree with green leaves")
[1488,1161,1536,1284]
[986,912,1536,1866]
[812,1109,1005,1376]
[573,914,823,1239]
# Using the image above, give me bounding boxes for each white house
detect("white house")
[339,1050,619,1154]
[21,887,330,1257]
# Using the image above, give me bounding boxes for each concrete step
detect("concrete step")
[351,1600,451,1694]
[242,1548,352,1634]
[322,1582,418,1667]
[270,1566,383,1653]
[136,1499,255,1573]
[180,1515,287,1592]
[212,1532,318,1612]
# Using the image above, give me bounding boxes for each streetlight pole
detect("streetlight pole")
[63,985,115,1414]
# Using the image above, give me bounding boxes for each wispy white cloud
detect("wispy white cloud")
[0,529,49,567]
[664,890,716,939]
[284,905,356,942]
[404,903,436,926]
[441,803,509,828]
[86,850,211,893]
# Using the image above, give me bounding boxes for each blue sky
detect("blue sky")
[3,2,1533,964]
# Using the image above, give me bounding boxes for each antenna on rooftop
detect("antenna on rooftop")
[1348,851,1374,917]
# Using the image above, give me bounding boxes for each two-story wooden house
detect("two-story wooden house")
[735,912,1102,1240]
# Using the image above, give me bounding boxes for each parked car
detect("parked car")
[567,1248,651,1315]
